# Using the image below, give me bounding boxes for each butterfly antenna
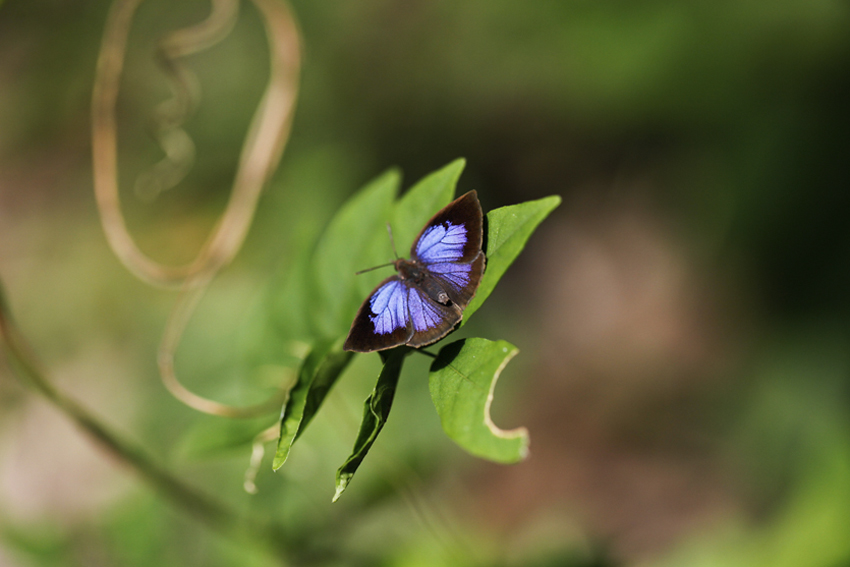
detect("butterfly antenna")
[354,262,395,275]
[353,223,399,275]
[386,223,399,259]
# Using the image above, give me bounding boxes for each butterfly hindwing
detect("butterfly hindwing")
[427,251,485,307]
[405,285,463,347]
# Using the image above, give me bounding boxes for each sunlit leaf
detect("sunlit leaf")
[333,347,408,501]
[273,341,353,470]
[464,195,561,323]
[429,338,529,463]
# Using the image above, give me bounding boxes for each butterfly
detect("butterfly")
[343,190,486,353]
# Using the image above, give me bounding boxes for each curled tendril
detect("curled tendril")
[92,0,301,419]
[136,0,238,201]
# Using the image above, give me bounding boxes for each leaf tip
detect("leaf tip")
[434,158,467,187]
[332,475,351,502]
[544,196,562,216]
[384,166,403,182]
[448,156,466,170]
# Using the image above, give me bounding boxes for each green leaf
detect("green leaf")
[464,195,561,323]
[333,348,408,502]
[267,245,315,344]
[429,338,529,463]
[390,158,465,254]
[310,169,400,339]
[273,341,353,470]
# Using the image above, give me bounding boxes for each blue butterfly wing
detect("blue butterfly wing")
[415,222,468,263]
[413,191,482,265]
[344,277,412,352]
[368,279,408,335]
[405,284,463,347]
[425,252,485,307]
[412,191,485,308]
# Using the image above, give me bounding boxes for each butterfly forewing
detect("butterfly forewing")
[344,278,413,352]
[412,191,483,264]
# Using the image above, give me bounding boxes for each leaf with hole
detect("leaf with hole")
[429,338,529,463]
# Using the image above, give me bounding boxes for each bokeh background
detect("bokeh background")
[2,0,850,565]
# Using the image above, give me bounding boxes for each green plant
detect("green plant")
[268,159,559,499]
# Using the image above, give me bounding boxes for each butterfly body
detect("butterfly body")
[394,258,449,304]
[344,191,485,353]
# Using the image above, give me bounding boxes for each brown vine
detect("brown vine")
[91,0,301,418]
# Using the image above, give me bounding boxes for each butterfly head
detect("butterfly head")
[394,257,423,282]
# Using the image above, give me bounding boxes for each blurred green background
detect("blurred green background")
[2,0,850,565]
